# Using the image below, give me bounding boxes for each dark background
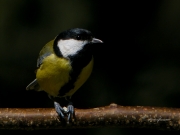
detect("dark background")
[0,0,180,134]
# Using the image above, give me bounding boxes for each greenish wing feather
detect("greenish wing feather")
[37,40,54,67]
[27,40,54,91]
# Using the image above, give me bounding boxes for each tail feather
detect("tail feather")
[26,79,41,91]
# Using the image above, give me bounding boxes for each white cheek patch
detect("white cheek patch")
[57,39,88,58]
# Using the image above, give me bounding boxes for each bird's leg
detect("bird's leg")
[66,102,74,123]
[54,101,66,120]
[54,100,74,123]
[65,97,75,123]
[49,95,66,120]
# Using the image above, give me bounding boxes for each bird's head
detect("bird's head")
[53,28,103,58]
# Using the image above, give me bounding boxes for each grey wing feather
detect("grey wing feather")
[26,79,41,91]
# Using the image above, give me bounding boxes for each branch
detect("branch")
[0,103,180,130]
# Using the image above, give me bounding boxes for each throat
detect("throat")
[69,46,93,69]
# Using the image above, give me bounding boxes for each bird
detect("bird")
[26,28,103,122]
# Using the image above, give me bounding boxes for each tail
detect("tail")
[26,79,41,91]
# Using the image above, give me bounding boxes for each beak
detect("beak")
[91,38,103,43]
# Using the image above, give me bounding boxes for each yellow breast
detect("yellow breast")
[36,54,72,97]
[36,54,93,98]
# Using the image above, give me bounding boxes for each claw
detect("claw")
[54,101,65,119]
[67,103,74,123]
[54,101,74,123]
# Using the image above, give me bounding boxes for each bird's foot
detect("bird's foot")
[54,101,74,124]
[66,102,74,124]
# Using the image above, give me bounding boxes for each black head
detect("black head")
[53,28,103,57]
[56,28,93,41]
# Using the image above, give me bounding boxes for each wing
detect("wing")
[37,40,54,67]
[26,40,54,91]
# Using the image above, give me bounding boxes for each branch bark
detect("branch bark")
[0,103,180,130]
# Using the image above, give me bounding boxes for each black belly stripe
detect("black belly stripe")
[58,44,93,97]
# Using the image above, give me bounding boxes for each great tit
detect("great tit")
[26,28,103,122]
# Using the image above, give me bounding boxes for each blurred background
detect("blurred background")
[0,0,180,134]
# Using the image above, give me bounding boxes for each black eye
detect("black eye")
[76,35,81,40]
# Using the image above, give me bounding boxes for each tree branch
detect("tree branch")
[0,103,180,130]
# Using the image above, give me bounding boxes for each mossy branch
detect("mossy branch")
[0,103,179,130]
